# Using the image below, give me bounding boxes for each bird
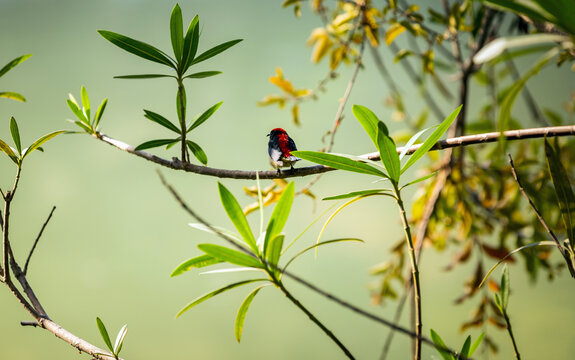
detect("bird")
[267,128,301,174]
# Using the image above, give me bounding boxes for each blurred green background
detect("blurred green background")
[1,0,574,359]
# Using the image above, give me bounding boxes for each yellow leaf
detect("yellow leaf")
[364,25,379,47]
[384,23,406,45]
[269,67,296,95]
[330,46,345,70]
[308,28,332,63]
[291,105,300,126]
[257,95,286,108]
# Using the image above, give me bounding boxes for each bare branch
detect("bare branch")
[96,125,575,179]
[24,206,56,275]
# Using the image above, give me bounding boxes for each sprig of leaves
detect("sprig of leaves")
[66,86,108,135]
[430,329,484,360]
[98,3,241,163]
[0,117,64,167]
[95,317,128,360]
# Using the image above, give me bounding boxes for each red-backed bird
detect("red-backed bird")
[267,128,300,173]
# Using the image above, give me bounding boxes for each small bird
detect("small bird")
[267,128,301,174]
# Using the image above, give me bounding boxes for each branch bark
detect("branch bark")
[95,125,575,179]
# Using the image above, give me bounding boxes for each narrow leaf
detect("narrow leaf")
[460,335,471,357]
[0,54,32,78]
[500,265,510,311]
[264,182,294,255]
[545,138,575,248]
[113,324,128,355]
[469,332,485,356]
[0,92,26,102]
[134,139,178,151]
[9,117,21,155]
[98,30,176,68]
[187,101,223,132]
[114,74,176,79]
[430,329,452,360]
[198,243,263,269]
[181,15,200,73]
[352,104,387,146]
[283,238,363,271]
[184,71,222,79]
[323,189,393,200]
[94,98,108,130]
[402,105,462,174]
[293,151,387,177]
[400,171,438,190]
[376,123,400,182]
[218,182,258,253]
[186,140,208,165]
[176,279,266,318]
[190,39,243,66]
[22,130,65,159]
[265,235,284,271]
[67,98,89,125]
[170,4,184,61]
[188,223,245,247]
[473,34,567,64]
[0,138,19,164]
[235,285,269,342]
[143,110,180,133]
[399,126,435,160]
[81,86,91,121]
[171,254,223,277]
[96,317,114,353]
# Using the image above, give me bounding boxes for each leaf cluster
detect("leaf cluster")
[95,317,128,360]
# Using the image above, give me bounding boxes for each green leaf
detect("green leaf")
[500,265,510,311]
[187,101,223,132]
[0,92,26,102]
[198,244,263,269]
[70,120,92,133]
[113,324,128,355]
[134,139,178,151]
[94,98,108,130]
[186,140,208,165]
[469,332,485,356]
[81,86,91,121]
[498,48,558,140]
[9,117,21,155]
[218,182,258,253]
[188,223,246,247]
[96,317,114,353]
[400,171,438,190]
[171,254,223,277]
[402,105,462,174]
[0,139,19,164]
[293,151,387,177]
[265,235,284,271]
[235,285,269,342]
[143,110,180,134]
[323,189,393,200]
[283,238,363,271]
[460,335,471,358]
[176,279,266,318]
[473,34,568,64]
[184,71,222,79]
[190,39,243,66]
[545,138,575,248]
[376,122,400,182]
[98,30,176,69]
[430,329,453,360]
[22,130,65,159]
[67,98,89,125]
[170,4,184,61]
[264,182,294,255]
[176,85,186,124]
[352,104,386,144]
[399,126,435,161]
[113,74,176,79]
[0,54,32,78]
[180,15,200,73]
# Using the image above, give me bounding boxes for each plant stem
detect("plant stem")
[177,79,187,163]
[395,187,422,360]
[503,311,521,360]
[276,281,355,359]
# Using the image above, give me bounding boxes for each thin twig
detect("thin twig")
[24,206,56,275]
[508,154,575,277]
[158,171,466,358]
[95,125,575,179]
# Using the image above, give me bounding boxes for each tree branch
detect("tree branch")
[24,206,56,275]
[95,125,575,179]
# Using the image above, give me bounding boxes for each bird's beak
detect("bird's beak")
[266,133,270,137]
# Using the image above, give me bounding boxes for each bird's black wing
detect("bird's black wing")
[288,137,297,151]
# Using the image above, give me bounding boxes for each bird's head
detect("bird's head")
[267,128,287,138]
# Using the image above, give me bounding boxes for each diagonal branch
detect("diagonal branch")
[24,206,56,275]
[95,125,575,179]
